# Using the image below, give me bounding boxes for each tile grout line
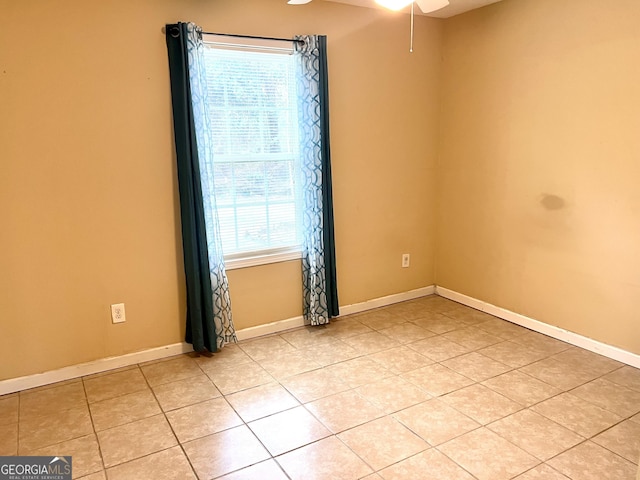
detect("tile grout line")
[80,375,107,477]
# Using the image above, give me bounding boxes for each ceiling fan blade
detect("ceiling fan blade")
[287,0,312,4]
[415,0,449,13]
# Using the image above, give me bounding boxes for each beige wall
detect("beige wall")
[437,0,640,354]
[0,0,441,380]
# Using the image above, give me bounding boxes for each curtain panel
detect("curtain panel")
[295,35,339,326]
[165,22,236,352]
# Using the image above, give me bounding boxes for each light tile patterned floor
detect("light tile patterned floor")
[1,296,639,479]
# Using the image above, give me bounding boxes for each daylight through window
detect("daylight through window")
[203,43,302,266]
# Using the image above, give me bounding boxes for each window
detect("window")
[202,40,302,268]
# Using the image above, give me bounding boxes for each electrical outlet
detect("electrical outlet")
[402,253,410,268]
[111,303,126,324]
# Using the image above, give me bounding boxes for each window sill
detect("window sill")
[224,248,302,270]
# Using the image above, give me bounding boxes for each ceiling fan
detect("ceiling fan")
[287,0,450,51]
[287,0,450,15]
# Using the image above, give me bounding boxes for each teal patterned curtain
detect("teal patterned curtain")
[166,22,236,351]
[295,35,339,326]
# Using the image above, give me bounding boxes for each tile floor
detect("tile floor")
[1,295,639,479]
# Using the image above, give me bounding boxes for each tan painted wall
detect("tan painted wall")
[437,0,640,354]
[0,0,441,380]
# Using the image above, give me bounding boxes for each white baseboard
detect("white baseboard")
[0,342,192,396]
[6,283,635,396]
[235,315,306,341]
[338,285,436,316]
[0,285,435,395]
[435,286,640,369]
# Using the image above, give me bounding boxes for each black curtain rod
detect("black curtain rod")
[201,31,304,45]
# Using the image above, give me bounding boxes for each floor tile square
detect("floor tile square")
[481,370,561,406]
[238,335,298,362]
[83,368,148,404]
[140,355,203,387]
[226,382,300,422]
[442,327,503,350]
[152,374,221,412]
[487,409,583,460]
[366,346,434,374]
[195,344,253,370]
[276,435,372,480]
[248,406,331,456]
[279,326,335,349]
[441,384,522,424]
[442,308,496,325]
[438,427,538,480]
[441,351,512,382]
[356,309,404,331]
[20,405,93,451]
[401,364,474,397]
[183,425,269,480]
[531,392,622,437]
[97,414,177,467]
[603,365,640,392]
[324,318,374,339]
[324,357,391,388]
[106,445,196,480]
[406,336,471,362]
[387,300,435,318]
[511,332,571,355]
[258,351,321,379]
[551,348,623,377]
[571,378,640,417]
[205,361,275,395]
[378,448,476,479]
[342,331,400,355]
[474,318,529,339]
[217,459,289,480]
[0,396,19,426]
[306,389,385,433]
[166,397,242,443]
[338,417,429,471]
[547,441,637,480]
[77,471,106,480]
[592,419,640,464]
[89,389,161,431]
[411,313,468,334]
[394,398,479,446]
[22,434,103,479]
[512,464,570,479]
[356,376,432,414]
[280,368,350,404]
[479,341,550,368]
[520,357,603,391]
[298,340,361,367]
[410,295,461,311]
[378,322,436,344]
[0,423,17,455]
[19,382,87,420]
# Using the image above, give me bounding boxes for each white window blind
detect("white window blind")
[202,44,302,263]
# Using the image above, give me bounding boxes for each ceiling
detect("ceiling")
[324,0,503,18]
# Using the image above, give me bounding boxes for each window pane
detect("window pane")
[268,203,298,245]
[234,162,266,204]
[266,161,295,201]
[204,45,301,257]
[236,205,268,250]
[213,163,233,204]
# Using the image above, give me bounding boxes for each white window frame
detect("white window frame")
[203,34,303,270]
